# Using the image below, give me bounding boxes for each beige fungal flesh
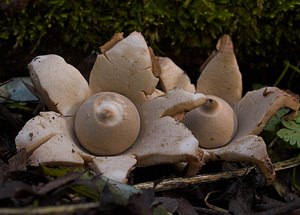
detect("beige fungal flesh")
[28,55,91,116]
[183,95,237,149]
[75,92,141,156]
[197,35,242,106]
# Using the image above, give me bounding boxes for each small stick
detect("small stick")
[0,202,99,215]
[134,156,300,191]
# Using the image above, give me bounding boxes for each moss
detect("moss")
[0,0,300,92]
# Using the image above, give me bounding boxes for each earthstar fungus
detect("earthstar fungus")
[75,92,141,156]
[155,34,299,184]
[157,57,195,93]
[183,95,237,149]
[28,55,91,116]
[197,34,242,106]
[16,32,207,183]
[188,35,299,184]
[15,32,300,184]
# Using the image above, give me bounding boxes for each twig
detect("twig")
[194,206,229,215]
[134,156,300,191]
[0,202,99,215]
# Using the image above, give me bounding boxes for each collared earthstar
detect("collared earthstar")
[16,32,300,185]
[16,32,207,183]
[157,34,300,185]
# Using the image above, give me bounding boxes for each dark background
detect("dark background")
[1,0,300,94]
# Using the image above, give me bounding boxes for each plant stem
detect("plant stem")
[274,61,300,87]
[135,156,300,191]
[288,63,300,75]
[274,61,290,87]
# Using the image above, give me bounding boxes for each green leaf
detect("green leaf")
[153,205,172,215]
[41,167,142,202]
[282,118,300,130]
[73,174,142,206]
[71,184,100,201]
[41,166,85,177]
[264,108,290,132]
[104,178,141,206]
[277,112,300,148]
